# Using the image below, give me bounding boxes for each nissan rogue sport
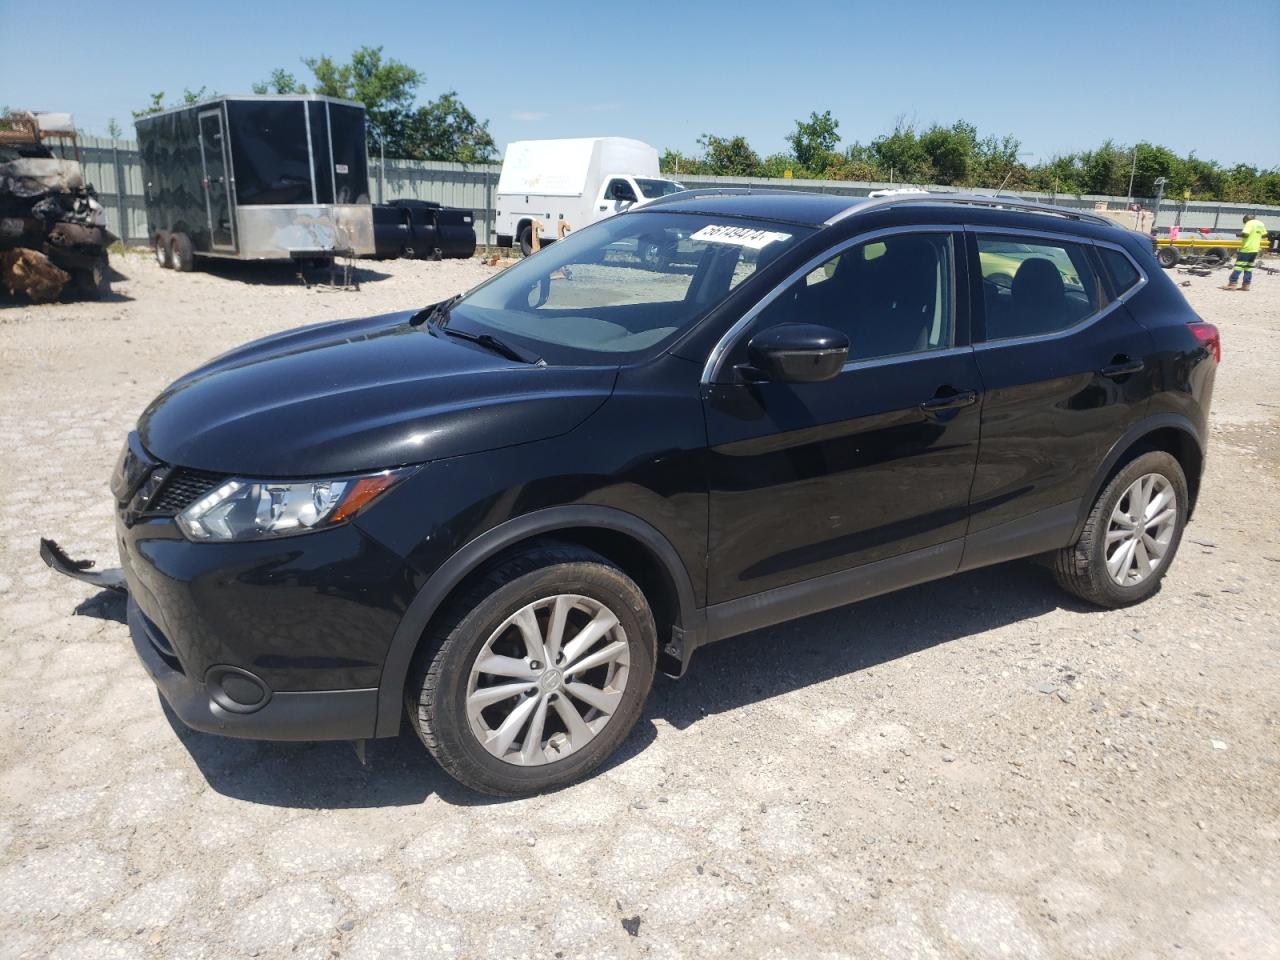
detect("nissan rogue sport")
[86,191,1219,795]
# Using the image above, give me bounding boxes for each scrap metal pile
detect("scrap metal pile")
[1,111,115,302]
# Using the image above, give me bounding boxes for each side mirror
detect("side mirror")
[743,323,849,383]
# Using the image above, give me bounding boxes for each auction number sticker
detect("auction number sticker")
[690,224,790,249]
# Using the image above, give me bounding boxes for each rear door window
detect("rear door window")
[976,235,1102,341]
[1097,246,1142,298]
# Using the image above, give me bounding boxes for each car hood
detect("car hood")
[138,310,616,476]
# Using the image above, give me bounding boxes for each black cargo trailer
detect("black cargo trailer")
[135,95,375,268]
[372,199,477,260]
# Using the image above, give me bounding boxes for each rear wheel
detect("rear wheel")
[407,544,656,795]
[518,225,533,258]
[1157,246,1180,269]
[1052,451,1188,608]
[154,232,171,268]
[170,233,194,272]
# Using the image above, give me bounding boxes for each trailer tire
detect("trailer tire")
[518,225,533,258]
[1203,247,1229,267]
[1157,246,1180,269]
[154,232,172,269]
[170,233,195,272]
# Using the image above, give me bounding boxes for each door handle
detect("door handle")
[920,389,977,413]
[1099,357,1145,379]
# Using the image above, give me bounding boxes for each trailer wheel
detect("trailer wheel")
[170,233,195,272]
[154,232,172,269]
[1203,247,1229,267]
[1157,246,1180,269]
[518,225,533,258]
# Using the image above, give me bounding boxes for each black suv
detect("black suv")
[97,191,1219,795]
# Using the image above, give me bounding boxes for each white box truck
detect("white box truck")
[494,137,685,255]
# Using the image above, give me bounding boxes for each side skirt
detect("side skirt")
[703,539,963,646]
[958,500,1080,573]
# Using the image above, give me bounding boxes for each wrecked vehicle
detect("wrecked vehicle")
[0,111,115,302]
[135,95,375,270]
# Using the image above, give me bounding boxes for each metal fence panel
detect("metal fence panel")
[67,137,1280,246]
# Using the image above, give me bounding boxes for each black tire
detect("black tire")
[518,225,533,258]
[1052,450,1189,608]
[170,233,195,272]
[406,544,657,796]
[154,232,172,269]
[638,239,672,271]
[70,254,110,300]
[1157,246,1180,269]
[1203,247,1229,267]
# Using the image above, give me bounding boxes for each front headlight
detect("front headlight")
[177,468,415,542]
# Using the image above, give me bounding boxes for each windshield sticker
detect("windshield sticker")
[690,224,790,249]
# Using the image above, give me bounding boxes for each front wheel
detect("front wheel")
[407,544,656,795]
[1157,246,1180,269]
[1052,450,1188,607]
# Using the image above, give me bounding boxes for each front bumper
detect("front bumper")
[127,594,378,740]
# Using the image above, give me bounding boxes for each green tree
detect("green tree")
[870,120,930,182]
[660,147,703,175]
[105,118,123,139]
[786,110,840,171]
[392,92,496,164]
[918,121,976,185]
[697,134,762,176]
[132,87,211,119]
[252,69,307,95]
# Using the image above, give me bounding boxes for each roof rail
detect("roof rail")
[827,191,1117,228]
[640,186,804,209]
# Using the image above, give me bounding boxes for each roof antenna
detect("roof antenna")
[993,168,1015,199]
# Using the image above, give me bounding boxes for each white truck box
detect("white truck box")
[494,137,683,253]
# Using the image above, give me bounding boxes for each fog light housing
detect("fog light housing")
[205,665,271,714]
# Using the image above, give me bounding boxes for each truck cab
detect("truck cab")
[597,174,686,218]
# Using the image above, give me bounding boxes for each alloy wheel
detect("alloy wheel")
[1105,473,1177,586]
[465,594,631,766]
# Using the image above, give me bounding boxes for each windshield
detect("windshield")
[448,212,809,364]
[635,178,685,199]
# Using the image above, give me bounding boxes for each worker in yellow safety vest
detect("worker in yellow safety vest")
[1224,213,1268,291]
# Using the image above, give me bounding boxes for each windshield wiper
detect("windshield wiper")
[439,326,543,365]
[409,293,462,327]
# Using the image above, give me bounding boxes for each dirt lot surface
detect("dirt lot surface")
[1,252,1277,960]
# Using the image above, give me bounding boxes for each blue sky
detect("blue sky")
[2,0,1276,166]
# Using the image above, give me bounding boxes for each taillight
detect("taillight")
[1189,321,1221,363]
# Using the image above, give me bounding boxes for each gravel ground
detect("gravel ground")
[0,252,1277,960]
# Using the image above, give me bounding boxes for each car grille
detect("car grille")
[147,468,226,516]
